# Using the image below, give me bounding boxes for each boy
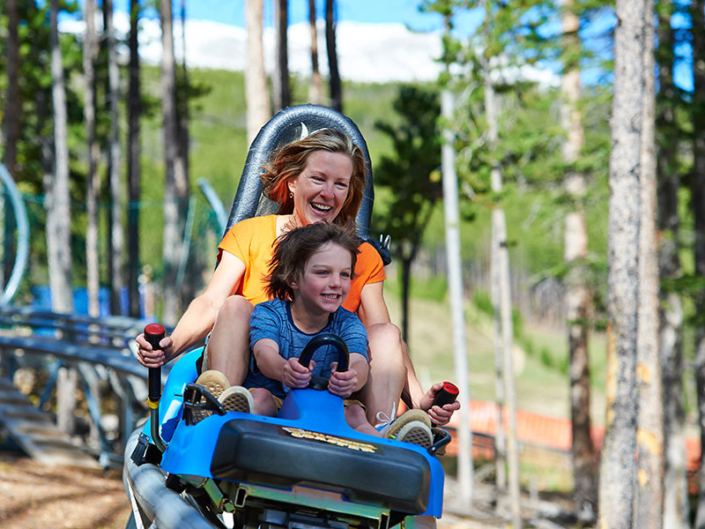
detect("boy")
[197,223,432,445]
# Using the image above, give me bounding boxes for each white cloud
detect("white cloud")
[60,15,558,87]
[61,15,444,83]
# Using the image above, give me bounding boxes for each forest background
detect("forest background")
[0,0,702,527]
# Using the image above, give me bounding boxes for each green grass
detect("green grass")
[383,285,607,423]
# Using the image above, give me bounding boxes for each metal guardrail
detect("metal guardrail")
[0,164,30,305]
[0,306,183,467]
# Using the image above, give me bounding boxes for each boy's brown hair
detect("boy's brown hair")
[266,222,360,302]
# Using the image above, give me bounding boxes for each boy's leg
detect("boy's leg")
[251,388,278,417]
[344,404,379,436]
[207,296,254,386]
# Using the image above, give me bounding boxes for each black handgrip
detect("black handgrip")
[144,323,166,405]
[298,333,349,373]
[298,334,350,391]
[433,382,459,408]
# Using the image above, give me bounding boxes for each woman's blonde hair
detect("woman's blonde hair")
[260,129,367,225]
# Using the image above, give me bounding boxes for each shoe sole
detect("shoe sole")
[395,421,433,448]
[193,371,230,423]
[219,388,254,414]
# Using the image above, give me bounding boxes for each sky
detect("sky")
[108,0,482,34]
[68,1,694,91]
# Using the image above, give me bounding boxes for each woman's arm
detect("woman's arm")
[136,251,246,367]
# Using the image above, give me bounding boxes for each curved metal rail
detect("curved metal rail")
[0,164,30,305]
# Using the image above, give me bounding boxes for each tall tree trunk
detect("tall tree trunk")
[485,61,521,528]
[3,0,21,288]
[273,0,291,112]
[598,0,646,526]
[49,0,76,436]
[308,0,324,105]
[691,0,705,524]
[245,0,271,145]
[657,2,688,526]
[127,0,142,319]
[400,257,411,345]
[441,88,473,506]
[490,218,507,493]
[3,0,20,179]
[84,0,100,317]
[635,3,664,526]
[48,0,73,314]
[560,0,596,519]
[177,0,193,308]
[105,0,124,315]
[160,0,182,326]
[325,0,342,112]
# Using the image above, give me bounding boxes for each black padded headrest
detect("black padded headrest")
[224,105,374,240]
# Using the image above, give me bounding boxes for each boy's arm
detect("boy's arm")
[253,338,313,389]
[328,352,368,398]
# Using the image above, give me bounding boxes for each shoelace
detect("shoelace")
[374,402,397,431]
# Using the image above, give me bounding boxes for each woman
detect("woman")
[136,129,459,428]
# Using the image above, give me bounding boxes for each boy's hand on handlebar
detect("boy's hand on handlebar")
[283,358,314,389]
[328,362,357,398]
[419,382,461,426]
[135,333,173,368]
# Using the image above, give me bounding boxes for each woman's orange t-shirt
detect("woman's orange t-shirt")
[217,215,386,313]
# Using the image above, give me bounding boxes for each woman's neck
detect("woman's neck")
[276,214,303,237]
[289,300,329,334]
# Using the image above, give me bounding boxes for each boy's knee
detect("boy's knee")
[250,388,269,404]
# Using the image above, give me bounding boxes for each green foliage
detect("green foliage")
[373,85,443,261]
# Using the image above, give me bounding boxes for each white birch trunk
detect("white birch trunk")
[441,90,473,508]
[560,0,596,518]
[599,0,646,526]
[49,0,76,435]
[657,3,687,525]
[485,66,521,529]
[84,0,100,318]
[160,0,182,325]
[635,3,664,526]
[245,0,271,146]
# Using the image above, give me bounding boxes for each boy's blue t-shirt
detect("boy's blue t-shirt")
[246,298,369,398]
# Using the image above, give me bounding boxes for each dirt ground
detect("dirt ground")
[0,453,500,529]
[0,453,131,529]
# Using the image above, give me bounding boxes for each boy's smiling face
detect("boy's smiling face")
[289,242,352,316]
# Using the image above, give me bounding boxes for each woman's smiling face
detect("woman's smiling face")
[287,150,353,226]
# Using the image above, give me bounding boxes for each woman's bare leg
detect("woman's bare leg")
[359,322,406,426]
[207,295,253,385]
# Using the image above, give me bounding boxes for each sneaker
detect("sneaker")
[218,386,254,414]
[192,370,230,423]
[380,409,433,448]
